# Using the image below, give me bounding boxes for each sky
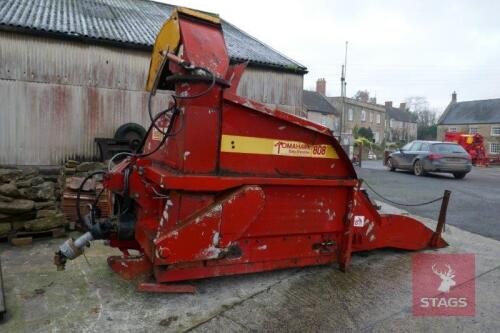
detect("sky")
[161,0,500,113]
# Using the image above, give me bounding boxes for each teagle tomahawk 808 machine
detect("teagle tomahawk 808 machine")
[55,8,447,293]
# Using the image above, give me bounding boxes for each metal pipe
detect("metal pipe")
[436,190,451,235]
[54,232,94,270]
[431,190,451,247]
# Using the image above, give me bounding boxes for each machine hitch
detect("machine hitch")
[54,7,448,292]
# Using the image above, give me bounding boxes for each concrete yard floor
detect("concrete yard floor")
[0,203,499,333]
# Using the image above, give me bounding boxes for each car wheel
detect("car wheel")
[413,160,426,176]
[453,172,467,179]
[387,158,396,171]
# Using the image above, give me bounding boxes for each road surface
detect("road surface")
[357,161,500,241]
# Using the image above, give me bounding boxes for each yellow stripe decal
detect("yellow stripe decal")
[221,135,338,159]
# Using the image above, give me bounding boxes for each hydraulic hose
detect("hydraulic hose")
[75,170,106,225]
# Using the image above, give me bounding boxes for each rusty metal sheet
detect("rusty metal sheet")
[0,79,171,165]
[0,31,151,91]
[0,31,304,166]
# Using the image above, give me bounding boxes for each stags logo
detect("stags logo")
[432,264,456,293]
[412,254,475,316]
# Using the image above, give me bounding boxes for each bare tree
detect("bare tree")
[353,90,370,103]
[405,96,436,126]
[405,96,437,139]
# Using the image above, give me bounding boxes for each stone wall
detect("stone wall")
[328,97,386,144]
[0,167,65,237]
[0,161,108,238]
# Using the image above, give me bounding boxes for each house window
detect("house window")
[491,127,500,136]
[448,127,458,133]
[491,143,499,154]
[321,116,328,127]
[376,114,381,124]
[469,127,478,134]
[389,119,394,128]
[369,112,373,122]
[361,110,366,121]
[348,108,353,121]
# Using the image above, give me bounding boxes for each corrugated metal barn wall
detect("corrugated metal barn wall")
[0,31,304,166]
[237,68,304,115]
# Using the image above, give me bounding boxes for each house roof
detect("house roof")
[328,97,385,112]
[438,98,500,125]
[0,0,307,74]
[303,91,340,116]
[385,106,415,123]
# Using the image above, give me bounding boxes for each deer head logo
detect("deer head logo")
[432,264,456,293]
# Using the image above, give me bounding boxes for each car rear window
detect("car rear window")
[431,143,467,154]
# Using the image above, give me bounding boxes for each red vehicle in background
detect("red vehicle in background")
[444,132,489,166]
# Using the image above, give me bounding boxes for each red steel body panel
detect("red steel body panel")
[102,9,447,291]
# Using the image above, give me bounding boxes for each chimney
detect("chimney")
[452,91,457,103]
[399,102,406,110]
[316,78,326,95]
[385,101,393,108]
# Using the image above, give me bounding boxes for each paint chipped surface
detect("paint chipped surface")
[201,245,221,259]
[206,204,223,218]
[365,221,374,236]
[257,245,267,251]
[200,231,222,259]
[168,230,179,239]
[212,231,220,246]
[183,151,191,160]
[326,209,336,221]
[156,201,172,240]
[369,234,376,242]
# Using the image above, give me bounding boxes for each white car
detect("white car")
[367,151,377,160]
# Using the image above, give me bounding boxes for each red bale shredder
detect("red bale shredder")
[54,8,448,293]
